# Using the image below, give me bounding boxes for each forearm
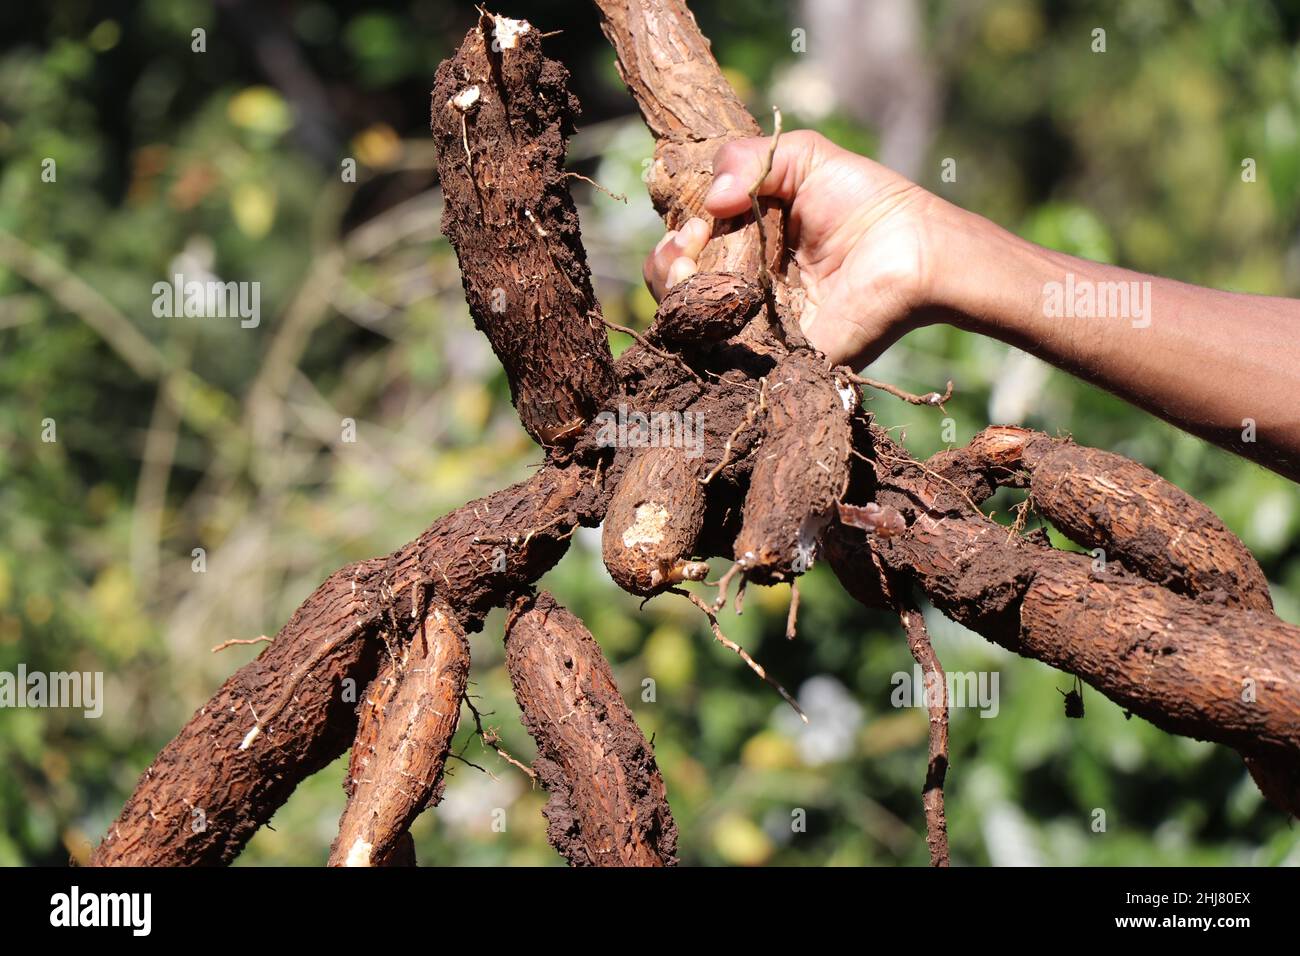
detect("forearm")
[927,206,1300,482]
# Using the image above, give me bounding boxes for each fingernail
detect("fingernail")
[707,173,735,201]
[667,256,697,288]
[655,230,677,254]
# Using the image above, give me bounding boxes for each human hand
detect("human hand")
[642,130,947,368]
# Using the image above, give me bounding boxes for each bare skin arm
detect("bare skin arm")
[645,131,1300,483]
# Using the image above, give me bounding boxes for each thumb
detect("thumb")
[704,129,823,219]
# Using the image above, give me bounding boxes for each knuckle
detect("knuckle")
[788,128,825,149]
[785,129,827,165]
[712,138,756,173]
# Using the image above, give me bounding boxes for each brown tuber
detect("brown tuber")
[505,592,678,866]
[648,272,765,346]
[329,604,469,867]
[734,351,855,583]
[602,445,709,595]
[430,15,616,447]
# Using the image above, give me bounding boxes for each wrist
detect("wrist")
[919,201,1049,343]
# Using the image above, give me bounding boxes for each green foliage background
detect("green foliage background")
[1,0,1298,866]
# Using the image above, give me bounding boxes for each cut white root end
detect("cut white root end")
[834,377,858,412]
[343,838,373,867]
[493,16,530,50]
[450,86,481,113]
[650,559,710,588]
[623,502,671,549]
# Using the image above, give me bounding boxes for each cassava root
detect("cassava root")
[90,1,1300,871]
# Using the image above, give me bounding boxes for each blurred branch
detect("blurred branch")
[240,187,446,487]
[0,229,163,380]
[129,335,194,592]
[0,229,242,450]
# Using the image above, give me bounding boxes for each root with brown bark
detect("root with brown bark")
[89,1,1300,868]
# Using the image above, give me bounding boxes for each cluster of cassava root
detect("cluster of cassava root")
[88,2,1300,868]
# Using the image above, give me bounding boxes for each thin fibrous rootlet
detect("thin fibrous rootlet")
[89,1,1300,868]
